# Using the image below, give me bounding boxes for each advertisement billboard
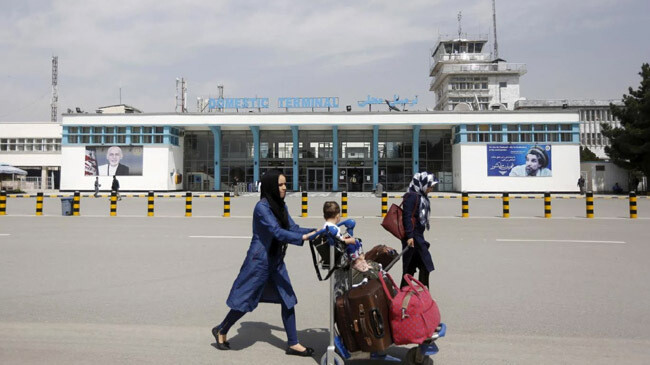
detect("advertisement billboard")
[85,146,143,176]
[487,144,552,177]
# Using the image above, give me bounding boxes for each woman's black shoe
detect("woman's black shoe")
[285,346,314,357]
[211,326,230,350]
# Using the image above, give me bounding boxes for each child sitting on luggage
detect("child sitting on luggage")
[323,201,370,272]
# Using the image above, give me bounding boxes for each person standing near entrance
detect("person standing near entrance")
[577,176,585,195]
[111,175,121,201]
[212,170,317,356]
[94,177,101,198]
[401,172,437,289]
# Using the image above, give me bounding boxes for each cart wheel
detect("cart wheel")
[404,347,433,365]
[320,351,345,365]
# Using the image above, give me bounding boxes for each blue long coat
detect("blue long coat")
[226,198,313,312]
[401,192,435,272]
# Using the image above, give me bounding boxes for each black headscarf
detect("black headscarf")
[260,170,289,257]
[260,169,289,229]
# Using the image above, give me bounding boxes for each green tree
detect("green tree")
[580,146,600,161]
[602,63,650,178]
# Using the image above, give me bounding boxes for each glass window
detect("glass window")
[132,127,141,133]
[155,126,164,133]
[143,127,153,134]
[143,135,152,143]
[131,135,140,144]
[154,135,163,143]
[68,127,78,133]
[117,127,127,134]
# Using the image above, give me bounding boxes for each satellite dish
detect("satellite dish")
[489,103,507,111]
[453,102,473,111]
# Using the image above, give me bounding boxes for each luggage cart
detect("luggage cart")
[309,220,446,365]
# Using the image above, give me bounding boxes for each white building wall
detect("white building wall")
[455,144,581,192]
[488,75,522,109]
[580,162,631,193]
[60,145,182,191]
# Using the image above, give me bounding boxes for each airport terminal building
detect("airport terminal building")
[57,109,580,193]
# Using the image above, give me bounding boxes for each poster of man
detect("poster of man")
[84,146,143,176]
[487,144,552,177]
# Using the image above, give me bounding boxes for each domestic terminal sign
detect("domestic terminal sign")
[208,97,338,110]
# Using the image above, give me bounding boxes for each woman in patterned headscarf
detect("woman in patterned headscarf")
[400,172,438,288]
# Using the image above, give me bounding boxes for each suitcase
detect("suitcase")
[379,273,441,345]
[365,245,399,268]
[334,278,393,352]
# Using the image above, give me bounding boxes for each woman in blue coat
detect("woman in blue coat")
[212,170,317,357]
[401,172,438,288]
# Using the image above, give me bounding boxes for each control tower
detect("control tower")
[429,34,527,111]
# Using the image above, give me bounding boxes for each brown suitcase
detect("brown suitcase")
[335,295,360,352]
[334,278,393,352]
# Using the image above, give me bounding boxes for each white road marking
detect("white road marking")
[0,233,10,236]
[189,235,251,239]
[496,239,625,244]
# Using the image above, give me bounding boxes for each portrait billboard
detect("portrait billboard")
[487,144,552,177]
[85,146,143,176]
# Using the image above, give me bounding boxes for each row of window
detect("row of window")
[64,126,182,146]
[581,133,607,146]
[0,138,61,152]
[581,109,615,122]
[449,76,489,91]
[454,124,578,143]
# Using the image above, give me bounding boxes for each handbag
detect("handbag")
[378,273,441,345]
[380,193,419,240]
[309,233,348,281]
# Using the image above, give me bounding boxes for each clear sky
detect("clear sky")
[1,0,648,121]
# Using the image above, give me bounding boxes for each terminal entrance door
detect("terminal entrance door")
[307,168,325,191]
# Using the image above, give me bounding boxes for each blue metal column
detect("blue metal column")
[250,126,260,185]
[291,126,299,191]
[332,126,339,191]
[373,125,379,189]
[209,126,221,190]
[412,125,421,174]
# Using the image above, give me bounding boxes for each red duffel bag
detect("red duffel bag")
[379,273,441,345]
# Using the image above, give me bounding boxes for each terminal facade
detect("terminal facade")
[58,110,580,193]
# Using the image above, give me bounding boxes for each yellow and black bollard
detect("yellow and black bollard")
[147,191,154,217]
[381,192,388,217]
[629,191,637,219]
[36,192,43,216]
[73,191,80,216]
[1,190,6,215]
[462,192,469,218]
[185,192,192,217]
[586,191,594,218]
[544,192,551,218]
[302,192,308,218]
[502,192,510,218]
[341,191,348,218]
[110,191,117,216]
[224,192,230,217]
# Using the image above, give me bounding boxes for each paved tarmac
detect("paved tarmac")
[1,193,649,364]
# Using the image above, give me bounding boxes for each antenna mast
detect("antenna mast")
[51,56,58,122]
[175,77,188,113]
[457,11,462,39]
[492,0,499,59]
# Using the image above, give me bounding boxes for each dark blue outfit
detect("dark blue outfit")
[219,198,313,346]
[401,192,434,287]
